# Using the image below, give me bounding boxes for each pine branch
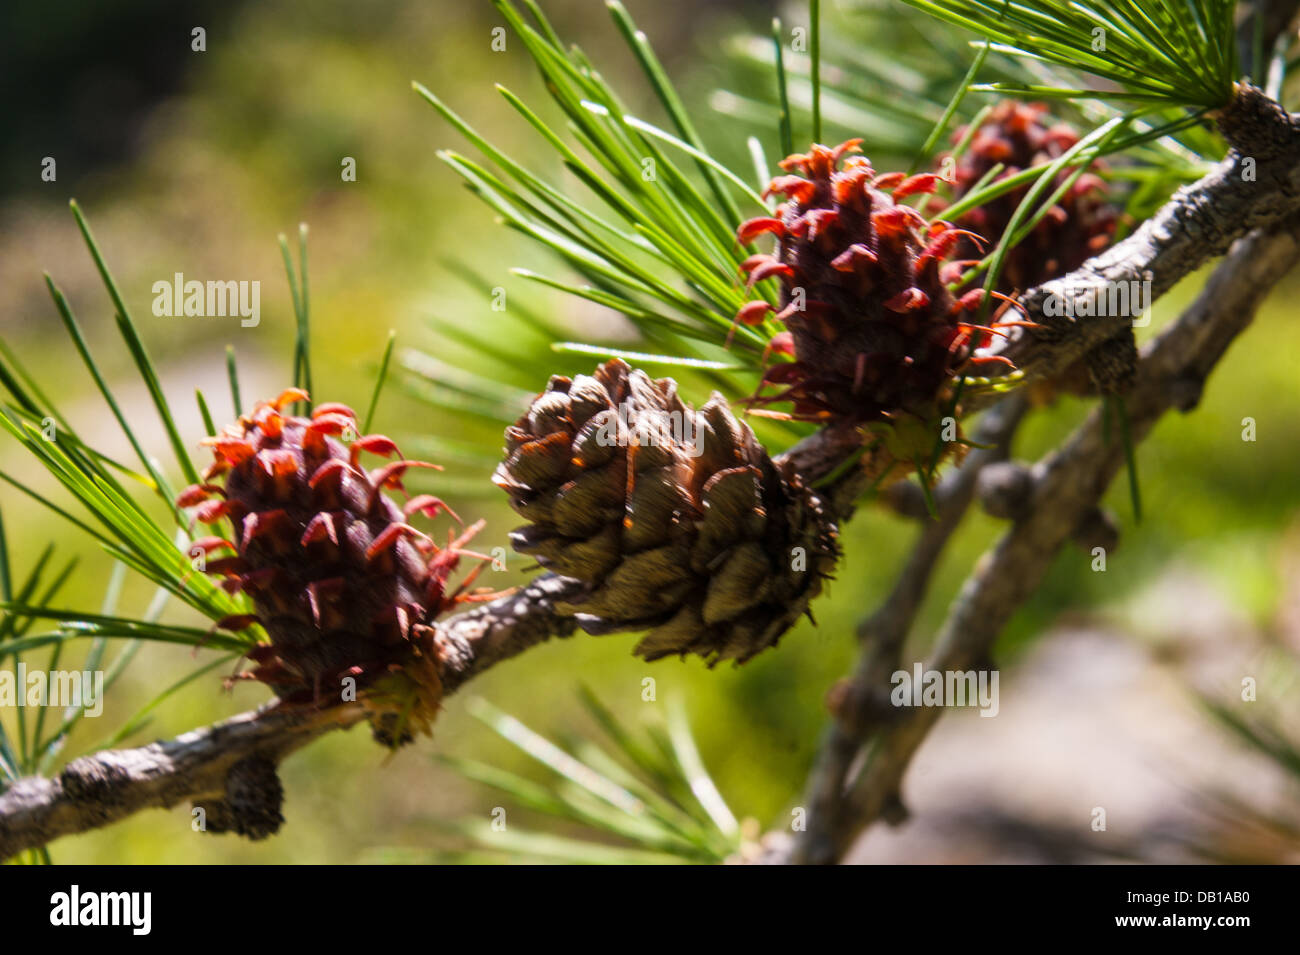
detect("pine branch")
[776,215,1300,865]
[4,202,1295,861]
[8,140,1298,857]
[0,703,356,859]
[5,18,1298,865]
[979,83,1300,402]
[0,576,582,860]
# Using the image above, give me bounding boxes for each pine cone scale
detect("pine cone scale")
[497,360,838,665]
[735,140,989,442]
[179,389,483,746]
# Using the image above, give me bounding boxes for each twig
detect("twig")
[784,219,1300,864]
[0,703,360,860]
[789,395,1028,863]
[974,83,1300,405]
[5,67,1299,867]
[0,575,581,860]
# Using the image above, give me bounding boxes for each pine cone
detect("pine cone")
[732,140,1007,463]
[178,388,482,746]
[495,360,837,665]
[946,100,1119,293]
[946,102,1127,400]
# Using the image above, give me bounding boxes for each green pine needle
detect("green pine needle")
[606,0,742,225]
[279,225,312,409]
[910,41,990,175]
[446,693,742,863]
[363,330,398,433]
[68,201,201,488]
[550,342,739,370]
[1115,395,1143,522]
[772,17,794,158]
[420,0,780,372]
[900,0,1238,109]
[917,469,940,520]
[195,389,217,438]
[102,653,239,748]
[810,0,822,143]
[226,345,243,416]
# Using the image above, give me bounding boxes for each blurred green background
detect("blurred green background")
[2,0,1298,863]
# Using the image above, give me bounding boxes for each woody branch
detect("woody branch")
[971,82,1300,408]
[2,49,1299,864]
[0,575,580,860]
[782,217,1300,865]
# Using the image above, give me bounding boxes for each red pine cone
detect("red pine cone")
[178,388,485,746]
[946,101,1131,397]
[734,140,1010,429]
[945,100,1119,293]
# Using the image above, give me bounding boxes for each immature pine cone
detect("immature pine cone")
[733,139,1010,430]
[946,101,1131,397]
[495,360,837,665]
[178,388,482,746]
[946,100,1118,292]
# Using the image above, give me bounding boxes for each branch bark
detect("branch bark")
[0,575,582,860]
[5,68,1299,866]
[977,83,1300,402]
[781,219,1300,864]
[788,394,1029,860]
